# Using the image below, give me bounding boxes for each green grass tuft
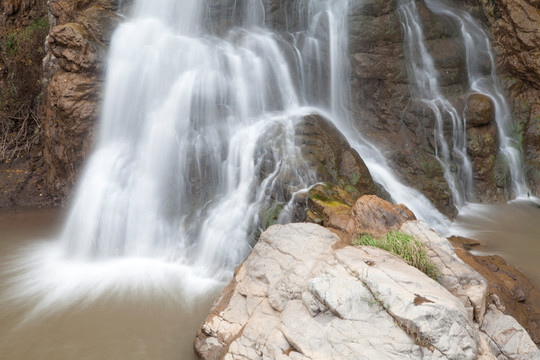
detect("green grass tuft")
[353,231,440,280]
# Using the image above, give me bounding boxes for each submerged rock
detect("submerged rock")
[194,220,540,359]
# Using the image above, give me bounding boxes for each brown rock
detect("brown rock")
[345,195,416,238]
[348,0,468,216]
[477,0,540,195]
[465,94,495,128]
[42,71,99,197]
[1,0,37,17]
[306,183,356,237]
[42,0,123,201]
[467,121,501,201]
[450,238,540,344]
[479,0,540,90]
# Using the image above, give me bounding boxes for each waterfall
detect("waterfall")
[423,0,530,199]
[59,0,457,280]
[320,0,452,232]
[396,0,530,202]
[60,0,334,279]
[397,0,475,208]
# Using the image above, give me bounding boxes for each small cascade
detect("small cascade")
[423,0,530,199]
[397,0,475,208]
[314,0,452,232]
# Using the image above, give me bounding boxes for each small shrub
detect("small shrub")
[0,12,49,160]
[354,231,440,280]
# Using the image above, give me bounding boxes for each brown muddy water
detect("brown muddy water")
[452,200,540,290]
[1,203,539,359]
[0,209,222,360]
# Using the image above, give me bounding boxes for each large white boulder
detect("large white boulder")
[194,223,537,359]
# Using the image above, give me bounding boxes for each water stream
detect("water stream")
[424,0,529,199]
[398,0,474,207]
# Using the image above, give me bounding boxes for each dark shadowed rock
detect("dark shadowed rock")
[295,114,377,197]
[465,94,502,202]
[477,0,540,195]
[348,0,467,216]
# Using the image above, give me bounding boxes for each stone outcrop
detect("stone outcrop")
[307,192,415,241]
[256,113,379,227]
[401,221,488,324]
[481,305,540,359]
[194,221,540,359]
[294,114,377,199]
[41,0,124,202]
[465,94,502,202]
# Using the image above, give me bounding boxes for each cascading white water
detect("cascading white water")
[399,0,530,201]
[424,0,529,199]
[60,0,455,273]
[3,1,537,358]
[60,0,327,279]
[397,0,475,208]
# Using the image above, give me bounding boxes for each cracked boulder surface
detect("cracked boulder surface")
[194,222,540,359]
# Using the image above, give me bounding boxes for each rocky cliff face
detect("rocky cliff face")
[41,0,125,203]
[348,0,523,214]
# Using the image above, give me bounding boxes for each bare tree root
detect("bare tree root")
[0,103,41,161]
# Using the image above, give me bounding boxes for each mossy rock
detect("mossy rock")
[306,183,356,226]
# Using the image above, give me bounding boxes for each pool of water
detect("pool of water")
[451,199,540,290]
[1,202,539,359]
[0,209,223,360]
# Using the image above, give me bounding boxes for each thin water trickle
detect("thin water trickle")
[397,0,475,208]
[423,0,530,199]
